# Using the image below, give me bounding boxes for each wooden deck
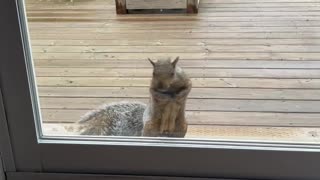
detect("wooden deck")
[25,0,320,142]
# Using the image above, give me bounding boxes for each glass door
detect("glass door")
[1,0,320,179]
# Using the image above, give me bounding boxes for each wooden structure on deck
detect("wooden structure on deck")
[115,0,199,14]
[25,0,320,142]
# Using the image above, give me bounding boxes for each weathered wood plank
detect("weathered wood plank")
[31,52,320,61]
[26,0,319,10]
[28,27,320,33]
[42,123,320,142]
[26,19,320,27]
[29,39,320,46]
[37,87,320,100]
[36,77,320,89]
[25,13,320,24]
[27,10,320,16]
[39,98,320,113]
[29,32,320,40]
[31,45,320,53]
[25,6,320,13]
[33,60,320,69]
[41,109,320,127]
[35,68,320,78]
[24,3,320,13]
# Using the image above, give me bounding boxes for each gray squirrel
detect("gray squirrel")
[76,57,192,137]
[143,57,192,137]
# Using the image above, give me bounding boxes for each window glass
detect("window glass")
[24,0,320,143]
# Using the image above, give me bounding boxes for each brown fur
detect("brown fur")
[142,57,192,137]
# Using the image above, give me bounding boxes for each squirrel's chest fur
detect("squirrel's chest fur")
[153,68,188,95]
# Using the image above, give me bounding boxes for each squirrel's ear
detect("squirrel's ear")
[171,56,179,67]
[148,58,156,66]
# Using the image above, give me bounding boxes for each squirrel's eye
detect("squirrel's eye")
[171,72,174,76]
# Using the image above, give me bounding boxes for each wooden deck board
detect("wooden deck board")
[39,98,320,113]
[38,87,320,100]
[36,77,320,89]
[31,52,320,60]
[42,123,320,143]
[29,39,320,46]
[41,106,320,126]
[35,68,320,79]
[30,45,320,53]
[25,0,320,138]
[34,60,320,68]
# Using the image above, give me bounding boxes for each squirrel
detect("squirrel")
[143,56,192,137]
[76,102,146,136]
[76,57,191,138]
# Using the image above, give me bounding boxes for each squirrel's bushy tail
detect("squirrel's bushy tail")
[76,101,146,136]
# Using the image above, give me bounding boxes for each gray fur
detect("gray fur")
[77,101,146,136]
[76,57,191,137]
[142,57,191,137]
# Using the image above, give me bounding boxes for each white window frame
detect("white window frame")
[1,0,320,179]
